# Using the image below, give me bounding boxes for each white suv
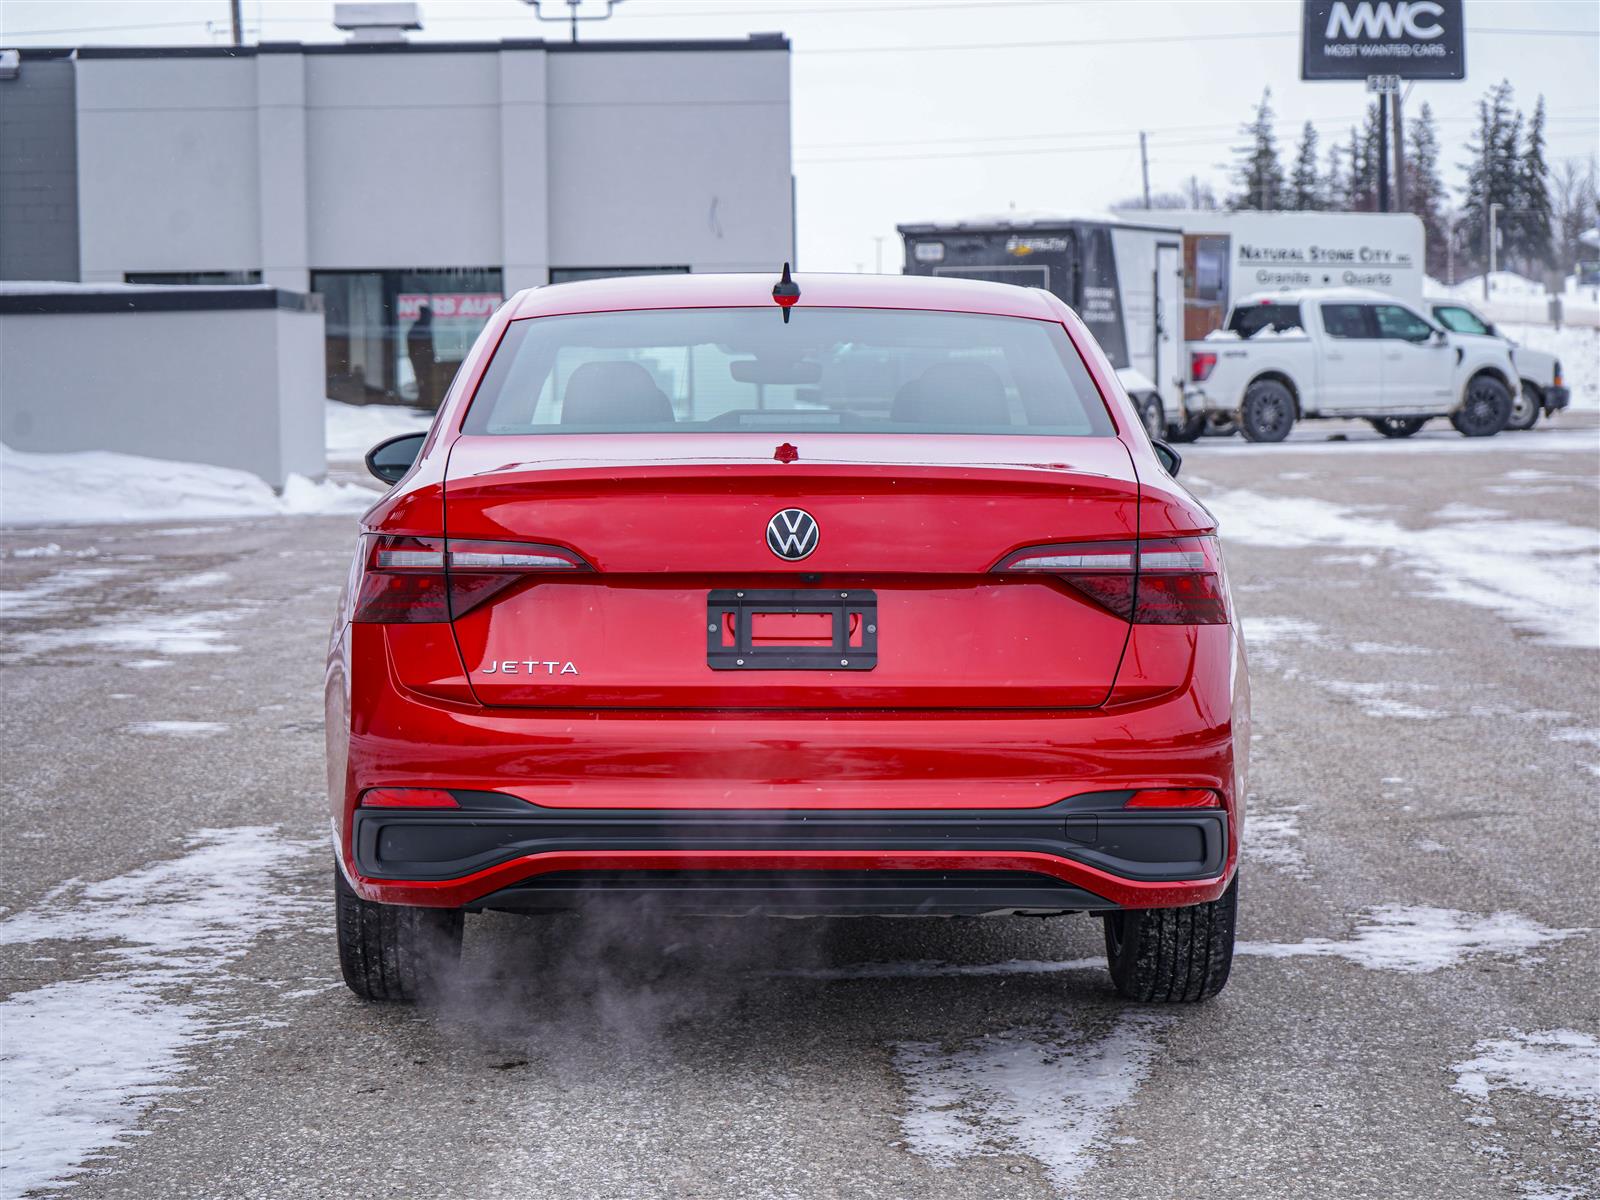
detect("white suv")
[1430,301,1569,430]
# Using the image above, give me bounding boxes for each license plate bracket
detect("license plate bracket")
[707,589,878,671]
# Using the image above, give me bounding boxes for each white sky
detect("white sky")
[3,0,1596,272]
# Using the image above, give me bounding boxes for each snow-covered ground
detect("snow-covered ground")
[324,399,432,463]
[1427,271,1600,328]
[0,443,377,528]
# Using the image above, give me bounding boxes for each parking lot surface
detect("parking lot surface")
[3,419,1597,1199]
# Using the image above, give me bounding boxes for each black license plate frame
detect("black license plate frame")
[707,588,878,671]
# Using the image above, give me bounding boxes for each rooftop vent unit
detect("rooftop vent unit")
[333,2,422,43]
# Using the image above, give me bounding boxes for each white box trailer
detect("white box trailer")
[898,214,1190,439]
[1111,209,1427,340]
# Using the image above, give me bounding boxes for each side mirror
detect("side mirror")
[1431,328,1448,345]
[365,432,426,485]
[1152,440,1182,477]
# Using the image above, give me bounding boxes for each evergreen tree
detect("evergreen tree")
[1459,81,1521,278]
[1405,103,1450,278]
[1289,121,1321,210]
[1323,139,1347,210]
[1230,88,1286,210]
[1512,96,1554,272]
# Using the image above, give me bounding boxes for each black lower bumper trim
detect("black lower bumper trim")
[353,790,1227,892]
[470,870,1114,916]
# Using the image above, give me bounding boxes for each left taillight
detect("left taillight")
[352,535,589,624]
[995,535,1230,625]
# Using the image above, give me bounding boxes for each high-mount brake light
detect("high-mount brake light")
[352,536,589,624]
[1191,351,1218,382]
[995,536,1228,625]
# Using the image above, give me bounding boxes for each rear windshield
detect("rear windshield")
[1227,303,1303,338]
[462,307,1115,437]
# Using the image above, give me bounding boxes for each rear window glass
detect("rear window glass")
[1227,303,1303,338]
[462,307,1114,437]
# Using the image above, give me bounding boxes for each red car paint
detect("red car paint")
[327,272,1248,914]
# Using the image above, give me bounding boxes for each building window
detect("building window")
[124,270,263,285]
[549,266,690,284]
[311,268,503,408]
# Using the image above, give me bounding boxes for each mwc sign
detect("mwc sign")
[1301,0,1465,80]
[397,293,502,322]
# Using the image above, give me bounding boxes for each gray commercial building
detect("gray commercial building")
[1,33,794,406]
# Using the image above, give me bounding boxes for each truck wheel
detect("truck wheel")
[1450,375,1513,437]
[1507,383,1541,431]
[1239,380,1295,443]
[1103,877,1237,1002]
[336,864,463,1002]
[1164,412,1206,443]
[1138,394,1166,442]
[1368,417,1427,438]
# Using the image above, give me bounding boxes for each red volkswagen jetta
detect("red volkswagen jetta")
[328,270,1247,1003]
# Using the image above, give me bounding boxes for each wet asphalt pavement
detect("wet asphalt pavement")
[2,416,1597,1200]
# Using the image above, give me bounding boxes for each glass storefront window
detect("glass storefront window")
[312,268,503,409]
[549,266,689,284]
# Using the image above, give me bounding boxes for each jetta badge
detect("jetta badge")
[766,508,819,561]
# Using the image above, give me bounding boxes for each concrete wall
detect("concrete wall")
[0,289,326,488]
[0,54,80,281]
[60,39,792,290]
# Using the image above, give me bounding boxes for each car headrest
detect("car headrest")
[561,361,675,425]
[891,361,1010,427]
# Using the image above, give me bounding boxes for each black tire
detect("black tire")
[1239,380,1295,443]
[1103,877,1237,1003]
[1137,394,1166,442]
[1450,374,1513,437]
[1368,416,1427,438]
[336,865,463,1002]
[1507,383,1541,431]
[1164,412,1207,444]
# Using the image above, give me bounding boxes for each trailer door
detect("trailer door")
[1155,241,1182,404]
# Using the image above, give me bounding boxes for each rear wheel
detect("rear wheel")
[1103,877,1237,1002]
[1507,383,1541,431]
[1450,375,1512,437]
[1138,394,1166,442]
[336,865,463,1002]
[1368,416,1427,439]
[1239,380,1295,443]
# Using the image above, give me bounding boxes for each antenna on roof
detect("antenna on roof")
[772,262,800,324]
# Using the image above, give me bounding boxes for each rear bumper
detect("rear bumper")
[346,791,1230,914]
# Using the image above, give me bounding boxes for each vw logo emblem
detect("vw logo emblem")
[766,508,819,561]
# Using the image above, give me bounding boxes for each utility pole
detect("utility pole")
[1139,131,1151,208]
[1376,91,1389,212]
[229,0,243,45]
[1391,85,1407,212]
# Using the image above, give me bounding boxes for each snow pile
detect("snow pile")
[0,442,379,527]
[1426,271,1600,327]
[1453,1030,1600,1127]
[1201,489,1600,648]
[1239,905,1586,973]
[0,827,318,1195]
[324,399,433,462]
[1501,322,1600,410]
[894,1012,1169,1191]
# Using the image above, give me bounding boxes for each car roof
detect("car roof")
[1234,286,1418,306]
[507,271,1063,321]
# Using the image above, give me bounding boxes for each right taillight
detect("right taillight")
[995,536,1229,625]
[352,535,589,623]
[1190,351,1218,382]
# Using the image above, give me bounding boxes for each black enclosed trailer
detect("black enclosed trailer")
[898,215,1197,439]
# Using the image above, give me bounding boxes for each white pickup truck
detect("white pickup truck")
[1186,288,1520,442]
[1428,299,1570,430]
